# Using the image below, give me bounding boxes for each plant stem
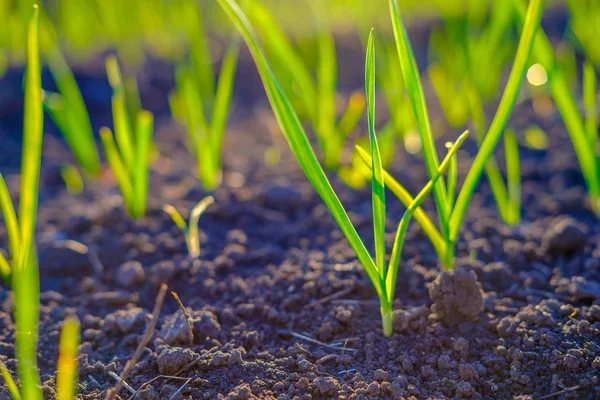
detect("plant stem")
[380,305,393,337]
[442,240,455,271]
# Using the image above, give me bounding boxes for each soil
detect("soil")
[1,14,600,400]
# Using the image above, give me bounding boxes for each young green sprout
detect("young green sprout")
[217,0,469,336]
[43,40,101,178]
[246,0,365,170]
[100,55,154,219]
[163,196,215,258]
[356,0,542,270]
[0,6,44,398]
[169,0,239,190]
[512,0,600,215]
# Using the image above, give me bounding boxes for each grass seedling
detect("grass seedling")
[217,0,469,335]
[354,0,541,270]
[163,196,215,258]
[246,0,365,170]
[43,41,101,178]
[100,55,154,219]
[56,315,80,400]
[0,6,43,398]
[169,0,239,190]
[512,0,600,214]
[60,163,84,195]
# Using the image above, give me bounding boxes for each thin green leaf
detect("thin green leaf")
[504,129,521,224]
[445,142,457,215]
[60,164,84,195]
[162,205,188,232]
[211,38,240,157]
[46,47,101,176]
[189,0,216,117]
[15,9,43,397]
[0,360,21,400]
[217,0,383,297]
[132,111,153,218]
[100,127,134,214]
[450,0,543,241]
[366,30,386,280]
[188,196,215,258]
[388,0,448,231]
[0,173,20,265]
[56,315,80,400]
[111,94,135,172]
[583,61,598,148]
[0,252,10,284]
[337,91,365,141]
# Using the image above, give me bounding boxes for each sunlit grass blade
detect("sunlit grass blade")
[132,111,153,218]
[100,127,134,213]
[60,164,84,195]
[15,7,43,398]
[312,0,338,168]
[445,142,457,214]
[0,360,21,400]
[217,0,383,297]
[46,47,101,177]
[210,39,240,157]
[163,205,187,231]
[0,253,10,284]
[189,0,215,116]
[187,196,215,258]
[0,174,20,269]
[337,91,365,140]
[56,315,80,400]
[388,0,448,231]
[106,56,135,170]
[583,61,598,149]
[449,0,543,242]
[247,0,317,121]
[366,31,386,280]
[355,146,445,256]
[504,129,521,224]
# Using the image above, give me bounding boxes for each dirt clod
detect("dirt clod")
[156,347,196,375]
[116,261,145,287]
[429,267,484,326]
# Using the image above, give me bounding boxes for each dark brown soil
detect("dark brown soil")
[1,16,600,400]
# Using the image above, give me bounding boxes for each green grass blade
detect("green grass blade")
[100,127,134,215]
[162,205,187,231]
[388,0,448,230]
[46,47,101,176]
[60,164,84,195]
[0,252,10,284]
[247,0,317,121]
[0,360,21,400]
[366,30,386,280]
[312,0,338,168]
[504,129,521,224]
[132,111,153,218]
[56,315,80,400]
[217,0,383,297]
[110,94,135,172]
[336,91,365,141]
[0,173,20,267]
[210,38,240,158]
[177,65,208,148]
[189,0,215,117]
[386,130,468,303]
[450,0,543,241]
[584,61,598,148]
[355,146,445,256]
[15,9,43,397]
[445,143,457,215]
[187,196,215,258]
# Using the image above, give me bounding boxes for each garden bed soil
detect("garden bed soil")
[1,17,600,400]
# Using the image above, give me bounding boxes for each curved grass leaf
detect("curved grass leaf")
[450,0,543,241]
[217,0,383,297]
[0,360,21,400]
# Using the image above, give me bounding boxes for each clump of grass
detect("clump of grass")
[163,196,215,258]
[355,0,541,270]
[246,0,365,170]
[217,0,468,336]
[100,55,154,219]
[169,0,240,191]
[512,0,600,215]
